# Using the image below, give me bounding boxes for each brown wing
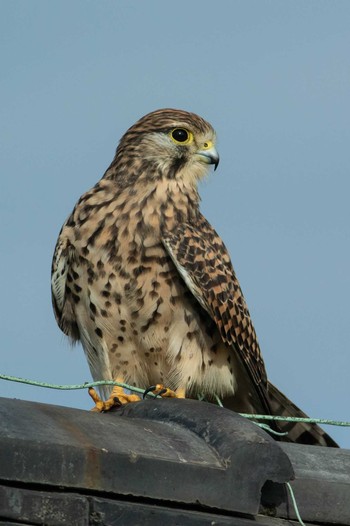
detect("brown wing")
[162,212,269,408]
[51,230,80,342]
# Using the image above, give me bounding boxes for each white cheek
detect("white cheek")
[176,160,212,186]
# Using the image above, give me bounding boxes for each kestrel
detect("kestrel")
[52,109,337,446]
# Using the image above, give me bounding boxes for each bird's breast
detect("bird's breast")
[67,183,235,395]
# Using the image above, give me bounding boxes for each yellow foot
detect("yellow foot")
[143,384,186,399]
[89,385,140,412]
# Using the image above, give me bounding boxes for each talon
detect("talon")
[143,385,157,399]
[143,384,184,399]
[89,384,140,412]
[111,396,122,408]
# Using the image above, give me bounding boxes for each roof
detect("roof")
[0,396,349,525]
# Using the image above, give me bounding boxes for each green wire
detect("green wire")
[286,482,306,526]
[239,412,350,427]
[0,374,155,397]
[1,373,350,427]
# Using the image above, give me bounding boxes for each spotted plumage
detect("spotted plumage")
[52,108,337,446]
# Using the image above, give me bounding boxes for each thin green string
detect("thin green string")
[255,423,288,437]
[0,374,155,397]
[239,412,350,427]
[286,482,306,526]
[1,373,350,427]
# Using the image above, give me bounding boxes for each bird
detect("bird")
[51,108,337,446]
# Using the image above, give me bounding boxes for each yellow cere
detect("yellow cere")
[202,140,213,150]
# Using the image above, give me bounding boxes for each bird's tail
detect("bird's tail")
[267,382,338,447]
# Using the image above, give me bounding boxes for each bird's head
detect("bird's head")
[108,109,219,187]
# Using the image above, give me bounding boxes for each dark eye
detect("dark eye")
[171,128,189,143]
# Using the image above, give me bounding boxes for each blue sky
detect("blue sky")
[1,1,349,447]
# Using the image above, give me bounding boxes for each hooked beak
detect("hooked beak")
[196,145,220,171]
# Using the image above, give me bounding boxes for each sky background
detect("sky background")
[1,1,349,447]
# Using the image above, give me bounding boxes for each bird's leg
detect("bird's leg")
[143,384,186,399]
[89,377,141,412]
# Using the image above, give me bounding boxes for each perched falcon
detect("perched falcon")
[52,108,337,446]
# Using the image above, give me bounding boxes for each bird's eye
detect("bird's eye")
[170,128,192,145]
[172,129,188,142]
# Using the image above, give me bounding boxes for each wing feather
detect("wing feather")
[51,233,79,341]
[162,213,268,404]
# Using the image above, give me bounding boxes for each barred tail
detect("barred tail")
[267,382,338,447]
